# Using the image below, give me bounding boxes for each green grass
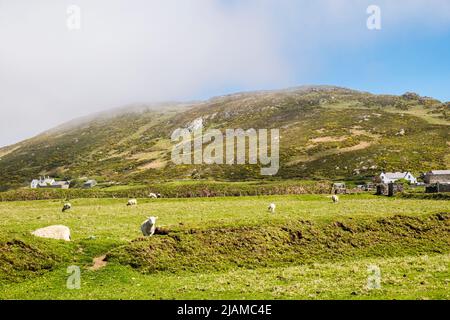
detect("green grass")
[99,184,147,191]
[2,254,448,300]
[0,194,449,299]
[2,194,449,237]
[384,105,450,126]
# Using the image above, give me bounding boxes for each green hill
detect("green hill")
[0,86,448,189]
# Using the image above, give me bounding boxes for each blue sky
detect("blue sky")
[295,30,450,100]
[0,0,449,147]
[195,30,450,102]
[197,0,450,101]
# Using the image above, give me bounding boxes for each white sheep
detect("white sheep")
[31,225,71,241]
[127,199,137,206]
[62,202,72,212]
[141,216,158,236]
[268,203,276,213]
[148,193,161,199]
[332,195,339,203]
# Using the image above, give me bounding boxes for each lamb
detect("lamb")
[31,225,71,241]
[141,216,158,236]
[148,193,161,199]
[268,203,276,213]
[127,199,137,206]
[332,195,339,203]
[62,203,72,212]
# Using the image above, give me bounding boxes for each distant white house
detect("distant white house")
[31,176,55,188]
[30,176,70,189]
[379,172,417,184]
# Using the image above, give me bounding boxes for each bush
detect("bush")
[397,192,450,200]
[0,181,331,202]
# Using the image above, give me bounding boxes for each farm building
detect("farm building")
[364,183,376,191]
[30,176,70,189]
[50,181,70,189]
[376,183,404,196]
[30,176,54,188]
[83,179,97,189]
[378,172,417,184]
[423,170,450,184]
[331,182,346,194]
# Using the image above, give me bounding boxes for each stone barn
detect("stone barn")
[331,182,346,194]
[376,183,404,196]
[423,170,450,184]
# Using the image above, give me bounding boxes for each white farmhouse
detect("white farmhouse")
[379,172,417,184]
[30,176,70,189]
[30,176,55,188]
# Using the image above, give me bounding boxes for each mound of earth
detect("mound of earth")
[107,213,450,273]
[0,239,60,283]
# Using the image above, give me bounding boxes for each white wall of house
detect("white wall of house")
[404,172,417,184]
[379,172,417,184]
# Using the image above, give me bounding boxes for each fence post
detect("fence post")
[388,183,394,197]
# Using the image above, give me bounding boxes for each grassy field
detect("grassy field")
[0,194,449,300]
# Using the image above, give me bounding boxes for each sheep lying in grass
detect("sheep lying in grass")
[127,199,137,206]
[268,203,276,213]
[141,216,158,236]
[62,203,72,212]
[31,225,71,241]
[332,195,339,203]
[148,193,161,199]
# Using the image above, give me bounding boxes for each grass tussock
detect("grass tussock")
[0,239,66,283]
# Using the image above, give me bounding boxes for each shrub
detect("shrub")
[0,181,331,202]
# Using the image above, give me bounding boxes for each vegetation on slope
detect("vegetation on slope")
[0,86,448,189]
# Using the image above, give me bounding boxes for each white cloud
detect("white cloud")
[0,0,290,146]
[0,0,449,147]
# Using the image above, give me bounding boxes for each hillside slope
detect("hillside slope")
[0,86,448,189]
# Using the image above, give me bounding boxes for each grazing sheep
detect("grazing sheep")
[149,193,161,199]
[268,203,276,213]
[332,195,339,203]
[62,203,72,212]
[31,225,71,241]
[141,216,158,236]
[127,199,137,206]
